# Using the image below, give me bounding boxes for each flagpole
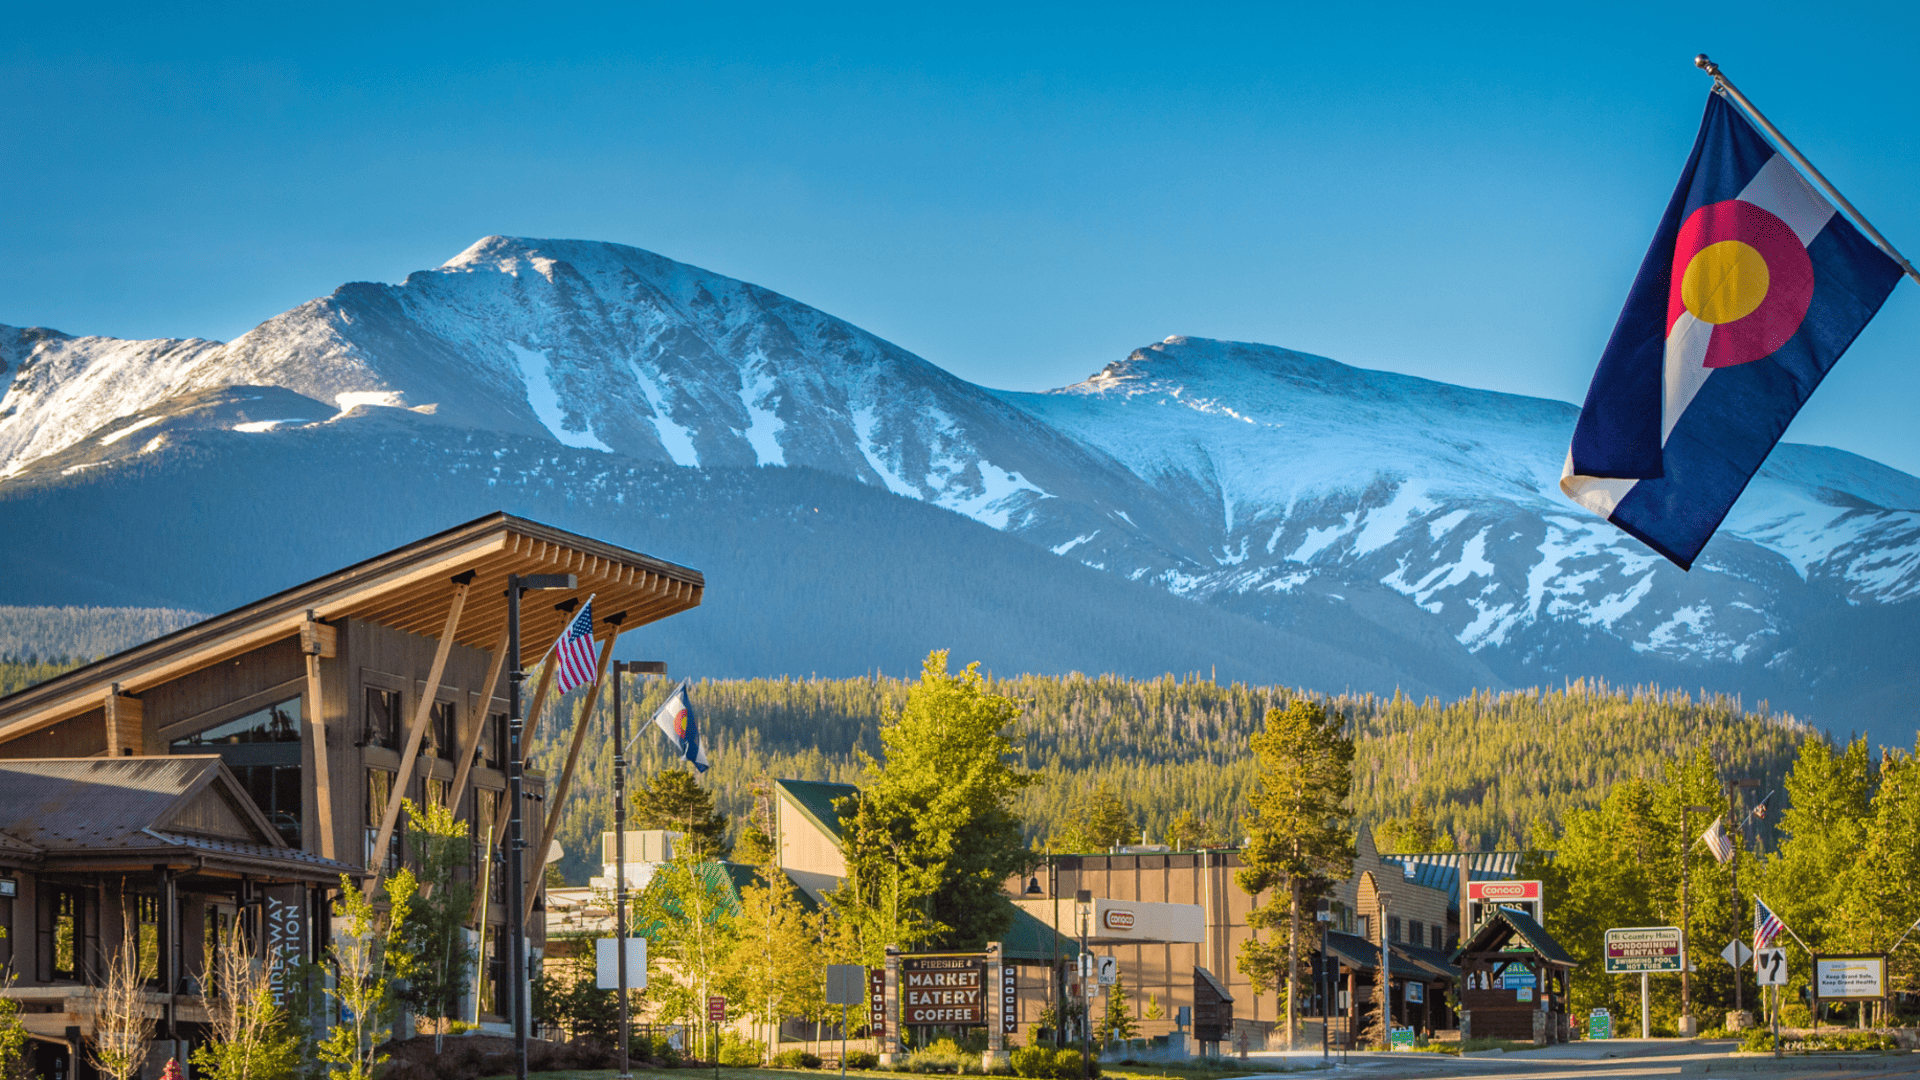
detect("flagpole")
[1696,54,1920,286]
[1756,895,1813,954]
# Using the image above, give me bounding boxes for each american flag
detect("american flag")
[549,595,598,694]
[1754,897,1786,951]
[1702,816,1735,864]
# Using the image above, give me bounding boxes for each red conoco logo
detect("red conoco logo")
[1473,881,1540,901]
[1104,910,1135,930]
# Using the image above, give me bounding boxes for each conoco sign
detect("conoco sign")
[1103,909,1135,931]
[1468,880,1542,903]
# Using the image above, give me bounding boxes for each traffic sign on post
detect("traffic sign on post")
[1755,948,1788,986]
[708,995,727,1023]
[1097,957,1117,987]
[1721,941,1753,968]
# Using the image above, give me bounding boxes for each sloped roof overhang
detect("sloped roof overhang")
[0,513,703,741]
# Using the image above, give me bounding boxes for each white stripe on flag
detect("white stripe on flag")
[1560,449,1639,519]
[1738,155,1835,245]
[1662,310,1715,443]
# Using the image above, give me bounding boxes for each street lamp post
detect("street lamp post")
[1075,889,1092,1080]
[610,659,668,1080]
[506,572,576,1080]
[1729,778,1760,1025]
[1680,802,1715,1037]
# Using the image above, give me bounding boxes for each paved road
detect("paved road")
[1229,1039,1919,1080]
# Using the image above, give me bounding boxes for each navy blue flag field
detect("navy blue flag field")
[1562,93,1903,569]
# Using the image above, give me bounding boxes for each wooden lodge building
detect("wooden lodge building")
[0,514,703,1076]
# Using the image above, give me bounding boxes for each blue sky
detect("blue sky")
[6,1,1918,472]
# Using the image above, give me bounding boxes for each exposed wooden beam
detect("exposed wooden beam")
[302,611,338,861]
[366,573,473,890]
[521,621,623,928]
[103,686,143,757]
[446,626,512,816]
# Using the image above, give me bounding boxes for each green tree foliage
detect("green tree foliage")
[0,974,32,1080]
[192,929,300,1080]
[1372,813,1455,854]
[394,799,475,1052]
[516,672,1806,885]
[636,852,740,1061]
[1829,739,1920,1002]
[1051,787,1138,853]
[318,873,414,1080]
[633,767,730,860]
[533,948,622,1041]
[1235,700,1355,1049]
[1099,981,1136,1044]
[727,862,823,1050]
[836,651,1034,951]
[1164,810,1228,852]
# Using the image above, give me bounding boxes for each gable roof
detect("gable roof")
[1455,906,1576,967]
[0,756,359,881]
[1321,930,1461,981]
[776,779,857,843]
[0,513,704,741]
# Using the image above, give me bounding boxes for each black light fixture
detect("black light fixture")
[1023,876,1043,897]
[505,572,575,1080]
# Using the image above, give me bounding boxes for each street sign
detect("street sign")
[595,937,647,990]
[868,968,887,1035]
[1755,948,1788,987]
[1002,966,1018,1034]
[1720,940,1752,968]
[1097,957,1117,987]
[1813,955,1885,1000]
[708,995,727,1023]
[1588,1009,1613,1040]
[825,965,865,1006]
[1604,926,1684,973]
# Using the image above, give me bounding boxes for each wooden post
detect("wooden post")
[302,612,340,860]
[104,685,144,757]
[446,627,512,814]
[521,621,623,928]
[366,573,473,888]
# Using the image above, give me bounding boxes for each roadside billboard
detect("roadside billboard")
[1813,955,1885,1000]
[1604,926,1684,973]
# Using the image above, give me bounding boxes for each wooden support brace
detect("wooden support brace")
[470,653,557,928]
[366,573,473,889]
[446,626,512,815]
[302,611,339,860]
[521,620,622,928]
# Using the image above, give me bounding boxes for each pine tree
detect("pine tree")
[633,767,730,860]
[1100,980,1136,1044]
[1235,699,1355,1051]
[1165,810,1227,852]
[1053,787,1138,853]
[394,799,476,1052]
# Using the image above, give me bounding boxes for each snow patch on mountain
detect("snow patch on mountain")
[508,343,611,452]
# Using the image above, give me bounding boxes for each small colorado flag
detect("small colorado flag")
[1562,93,1903,569]
[650,679,708,773]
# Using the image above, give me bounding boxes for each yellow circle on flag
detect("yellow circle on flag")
[1681,240,1770,325]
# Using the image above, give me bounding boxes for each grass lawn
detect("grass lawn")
[481,1063,1278,1080]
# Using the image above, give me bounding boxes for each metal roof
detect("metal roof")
[0,513,704,741]
[0,755,255,850]
[1455,907,1576,968]
[776,778,856,843]
[1321,930,1461,981]
[1380,851,1531,901]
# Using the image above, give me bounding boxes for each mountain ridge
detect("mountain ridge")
[2,235,1915,745]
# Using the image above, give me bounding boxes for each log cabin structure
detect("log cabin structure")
[0,513,703,1074]
[1454,907,1576,1044]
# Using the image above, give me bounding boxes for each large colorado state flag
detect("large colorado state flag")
[1562,93,1903,569]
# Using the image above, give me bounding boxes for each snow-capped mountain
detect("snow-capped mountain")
[1,237,1914,744]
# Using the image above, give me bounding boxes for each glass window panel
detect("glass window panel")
[430,701,456,761]
[170,697,301,749]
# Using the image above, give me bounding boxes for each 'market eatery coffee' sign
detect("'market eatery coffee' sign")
[901,955,987,1026]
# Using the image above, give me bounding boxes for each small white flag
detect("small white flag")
[1702,816,1734,864]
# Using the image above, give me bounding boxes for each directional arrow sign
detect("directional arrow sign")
[1721,940,1753,967]
[1755,948,1788,986]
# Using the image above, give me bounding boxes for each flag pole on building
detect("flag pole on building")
[1696,54,1920,284]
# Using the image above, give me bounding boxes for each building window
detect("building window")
[1358,914,1370,941]
[1431,925,1443,950]
[365,688,402,750]
[1408,920,1423,948]
[47,888,82,981]
[430,701,457,761]
[172,696,303,846]
[483,713,507,770]
[425,777,450,813]
[171,697,302,746]
[1388,916,1401,942]
[366,768,402,869]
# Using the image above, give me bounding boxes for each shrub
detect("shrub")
[1741,1027,1774,1053]
[906,1039,976,1074]
[773,1049,824,1069]
[1010,1046,1054,1078]
[845,1050,880,1070]
[1047,1049,1098,1079]
[1780,1005,1813,1027]
[719,1035,767,1067]
[646,1033,683,1066]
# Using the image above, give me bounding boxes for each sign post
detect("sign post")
[1606,927,1682,1040]
[1588,1009,1612,1041]
[1813,954,1886,1030]
[1756,949,1787,1056]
